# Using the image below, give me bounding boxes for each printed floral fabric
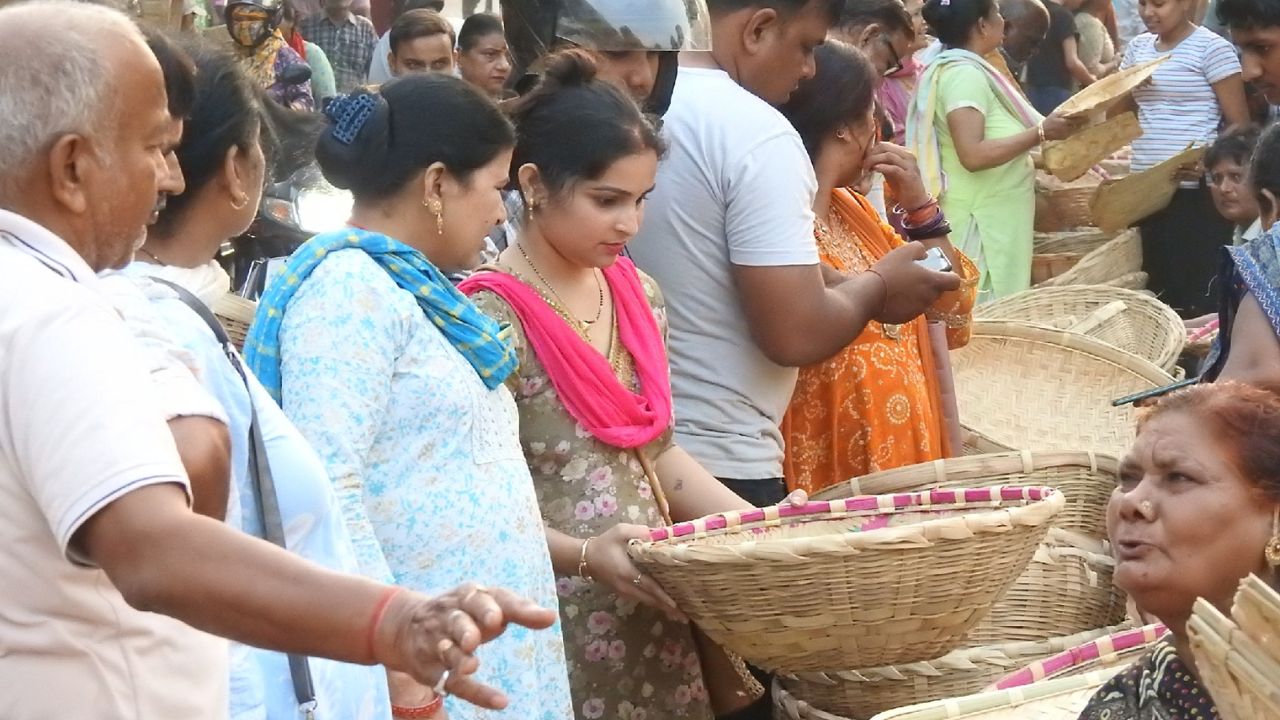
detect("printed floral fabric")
[471,271,714,720]
[1078,639,1219,719]
[782,190,977,495]
[273,248,573,720]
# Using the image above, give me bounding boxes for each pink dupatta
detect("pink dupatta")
[459,257,673,449]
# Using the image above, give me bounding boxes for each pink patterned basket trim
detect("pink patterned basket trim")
[992,624,1169,690]
[646,486,1054,542]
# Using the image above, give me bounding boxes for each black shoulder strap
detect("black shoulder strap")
[151,278,317,717]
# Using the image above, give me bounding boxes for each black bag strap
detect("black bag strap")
[152,279,317,717]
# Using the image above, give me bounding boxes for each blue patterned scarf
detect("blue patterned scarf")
[244,228,518,402]
[1203,221,1280,380]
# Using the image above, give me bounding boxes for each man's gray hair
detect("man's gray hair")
[0,1,142,195]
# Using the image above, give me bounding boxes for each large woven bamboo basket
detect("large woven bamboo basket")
[628,487,1065,673]
[867,669,1124,719]
[975,285,1184,372]
[1035,176,1099,232]
[1091,145,1208,232]
[213,293,257,352]
[1033,228,1114,255]
[1042,112,1142,183]
[813,451,1118,537]
[992,623,1167,689]
[1037,229,1141,288]
[1102,271,1148,291]
[952,321,1174,457]
[780,625,1124,720]
[774,678,854,720]
[1188,588,1280,720]
[1056,56,1169,119]
[963,528,1127,646]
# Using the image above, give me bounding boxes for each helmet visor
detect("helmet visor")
[554,0,711,52]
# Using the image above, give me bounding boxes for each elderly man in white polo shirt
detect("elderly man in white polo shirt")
[0,4,557,718]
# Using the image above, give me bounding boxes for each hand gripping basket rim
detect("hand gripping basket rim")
[633,486,1065,564]
[991,623,1168,690]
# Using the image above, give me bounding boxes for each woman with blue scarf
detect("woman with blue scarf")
[908,0,1079,301]
[1203,122,1280,385]
[244,76,573,720]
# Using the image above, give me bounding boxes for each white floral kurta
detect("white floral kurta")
[471,273,713,720]
[276,248,573,720]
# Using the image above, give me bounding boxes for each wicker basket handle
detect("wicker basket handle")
[1068,300,1127,335]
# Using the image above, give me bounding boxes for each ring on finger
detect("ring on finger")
[437,638,455,659]
[434,669,450,697]
[632,573,644,587]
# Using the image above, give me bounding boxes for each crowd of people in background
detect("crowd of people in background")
[4,0,1280,718]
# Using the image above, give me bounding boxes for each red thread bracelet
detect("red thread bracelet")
[392,696,444,718]
[366,586,406,664]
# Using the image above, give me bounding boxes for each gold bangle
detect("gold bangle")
[1037,123,1047,145]
[577,537,594,581]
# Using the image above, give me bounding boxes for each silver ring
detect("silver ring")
[632,573,644,586]
[434,669,450,696]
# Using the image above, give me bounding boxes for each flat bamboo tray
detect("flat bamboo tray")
[951,320,1175,457]
[992,623,1167,689]
[867,669,1125,719]
[1188,592,1280,720]
[975,285,1184,372]
[213,293,257,352]
[1091,144,1208,232]
[814,451,1119,537]
[781,626,1124,720]
[1043,112,1142,182]
[963,528,1127,647]
[1056,56,1170,119]
[1037,229,1141,288]
[628,487,1064,673]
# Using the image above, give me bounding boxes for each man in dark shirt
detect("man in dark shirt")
[1024,0,1096,113]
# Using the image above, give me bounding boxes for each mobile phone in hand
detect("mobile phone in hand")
[915,247,953,273]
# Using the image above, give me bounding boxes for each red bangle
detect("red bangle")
[392,696,444,718]
[365,586,405,664]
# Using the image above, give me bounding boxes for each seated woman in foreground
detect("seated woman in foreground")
[1078,381,1280,718]
[777,41,978,494]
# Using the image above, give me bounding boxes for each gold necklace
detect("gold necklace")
[516,242,604,328]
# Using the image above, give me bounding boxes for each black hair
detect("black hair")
[1251,122,1280,215]
[458,11,504,52]
[260,97,322,180]
[707,0,846,20]
[391,0,445,21]
[144,28,197,118]
[837,0,915,37]
[281,0,297,24]
[1205,127,1262,172]
[1217,0,1280,30]
[778,41,878,162]
[506,49,665,197]
[923,0,998,46]
[390,9,456,54]
[152,39,266,238]
[316,74,514,200]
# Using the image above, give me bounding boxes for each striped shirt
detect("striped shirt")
[1122,27,1241,175]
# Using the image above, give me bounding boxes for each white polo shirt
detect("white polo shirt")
[0,209,228,719]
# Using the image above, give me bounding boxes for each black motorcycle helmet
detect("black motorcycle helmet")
[226,0,284,48]
[500,0,712,115]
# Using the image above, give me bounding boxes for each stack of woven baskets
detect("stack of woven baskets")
[755,452,1134,720]
[1188,575,1280,719]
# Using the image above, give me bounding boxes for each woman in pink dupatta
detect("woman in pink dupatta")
[460,51,786,720]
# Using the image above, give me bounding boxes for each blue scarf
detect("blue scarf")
[1203,221,1280,380]
[244,228,518,402]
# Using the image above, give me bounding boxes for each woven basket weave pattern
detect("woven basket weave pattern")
[1038,229,1141,288]
[630,488,1064,673]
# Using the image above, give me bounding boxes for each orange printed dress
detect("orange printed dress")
[782,188,978,495]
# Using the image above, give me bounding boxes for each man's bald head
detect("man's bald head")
[999,0,1049,64]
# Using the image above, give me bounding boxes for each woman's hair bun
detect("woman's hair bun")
[315,89,392,191]
[539,48,599,88]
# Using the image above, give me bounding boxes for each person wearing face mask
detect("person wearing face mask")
[778,41,977,494]
[243,75,574,720]
[908,0,1079,301]
[227,0,317,110]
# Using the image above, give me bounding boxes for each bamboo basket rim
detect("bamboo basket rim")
[631,486,1065,564]
[1057,56,1169,118]
[814,450,1119,503]
[783,624,1129,686]
[774,677,855,720]
[1038,230,1141,288]
[964,320,1174,385]
[866,669,1124,719]
[991,624,1167,690]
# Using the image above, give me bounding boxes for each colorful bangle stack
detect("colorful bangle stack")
[392,696,444,719]
[896,199,952,241]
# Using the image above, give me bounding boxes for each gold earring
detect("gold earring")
[1266,506,1280,568]
[426,198,445,235]
[231,193,249,210]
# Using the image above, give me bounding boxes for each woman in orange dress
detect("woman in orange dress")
[778,41,979,495]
